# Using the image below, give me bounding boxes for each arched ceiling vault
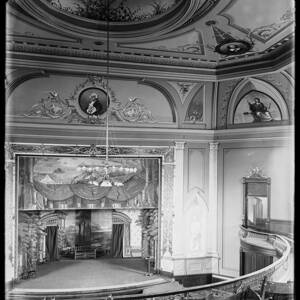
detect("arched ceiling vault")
[6,0,294,79]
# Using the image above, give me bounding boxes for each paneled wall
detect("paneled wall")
[218,141,294,276]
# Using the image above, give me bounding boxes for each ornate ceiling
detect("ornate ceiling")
[6,0,295,77]
[47,0,182,23]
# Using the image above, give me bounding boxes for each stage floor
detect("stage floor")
[13,258,166,290]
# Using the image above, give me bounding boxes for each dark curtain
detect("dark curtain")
[46,226,59,262]
[111,224,124,258]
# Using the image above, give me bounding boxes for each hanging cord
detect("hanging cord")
[105,0,110,166]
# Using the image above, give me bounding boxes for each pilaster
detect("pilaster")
[172,141,186,259]
[5,143,17,284]
[207,142,219,272]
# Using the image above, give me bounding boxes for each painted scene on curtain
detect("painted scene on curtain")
[18,156,160,210]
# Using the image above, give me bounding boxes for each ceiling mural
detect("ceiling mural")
[219,0,294,42]
[6,0,294,73]
[46,0,181,22]
[121,31,205,54]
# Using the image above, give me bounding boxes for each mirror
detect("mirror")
[242,169,271,229]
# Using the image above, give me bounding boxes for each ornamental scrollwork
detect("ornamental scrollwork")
[23,76,156,124]
[7,143,174,158]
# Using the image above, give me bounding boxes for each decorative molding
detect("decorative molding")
[219,1,294,43]
[185,88,204,123]
[139,79,178,123]
[246,167,266,179]
[176,82,196,98]
[22,76,156,124]
[6,68,49,99]
[175,141,186,150]
[8,142,175,274]
[6,143,175,160]
[209,142,219,151]
[13,0,210,39]
[226,77,290,127]
[6,34,294,71]
[255,73,293,122]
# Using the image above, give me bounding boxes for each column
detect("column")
[207,142,219,263]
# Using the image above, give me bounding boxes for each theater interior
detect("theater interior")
[5,0,294,299]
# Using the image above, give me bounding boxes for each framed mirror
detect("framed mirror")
[242,169,271,230]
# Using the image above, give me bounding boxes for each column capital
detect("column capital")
[209,142,219,151]
[174,141,186,150]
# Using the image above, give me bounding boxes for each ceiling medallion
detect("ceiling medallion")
[206,20,254,56]
[214,39,253,55]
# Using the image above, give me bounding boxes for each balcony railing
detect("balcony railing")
[110,226,292,299]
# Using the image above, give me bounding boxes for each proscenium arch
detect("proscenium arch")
[226,78,290,126]
[138,79,180,124]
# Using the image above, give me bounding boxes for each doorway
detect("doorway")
[45,226,59,262]
[111,224,124,257]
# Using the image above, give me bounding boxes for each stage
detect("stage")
[13,258,166,289]
[9,258,182,299]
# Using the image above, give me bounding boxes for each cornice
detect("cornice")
[6,34,294,81]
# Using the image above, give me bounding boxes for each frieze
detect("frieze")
[6,143,175,159]
[23,76,155,124]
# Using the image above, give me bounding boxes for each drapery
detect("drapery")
[34,180,73,200]
[33,176,146,202]
[111,224,124,258]
[46,226,59,261]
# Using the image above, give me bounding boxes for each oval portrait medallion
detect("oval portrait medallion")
[78,88,109,116]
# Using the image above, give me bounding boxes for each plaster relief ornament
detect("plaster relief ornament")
[25,91,73,120]
[176,82,194,97]
[24,76,155,124]
[247,167,266,178]
[114,97,154,123]
[206,20,254,56]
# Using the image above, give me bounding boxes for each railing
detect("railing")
[109,226,292,299]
